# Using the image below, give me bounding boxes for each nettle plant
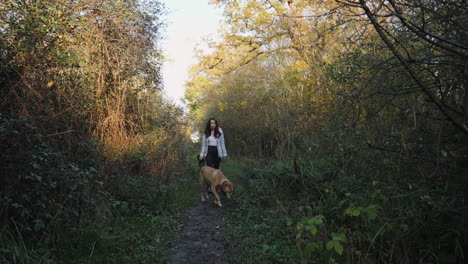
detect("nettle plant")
[294,196,383,262]
[295,208,348,261]
[344,204,381,222]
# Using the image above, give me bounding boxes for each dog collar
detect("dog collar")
[220,179,230,186]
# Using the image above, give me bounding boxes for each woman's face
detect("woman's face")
[210,120,217,130]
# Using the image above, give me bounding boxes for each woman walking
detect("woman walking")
[199,117,227,169]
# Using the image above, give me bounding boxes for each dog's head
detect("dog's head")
[222,180,234,199]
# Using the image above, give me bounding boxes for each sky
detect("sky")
[159,0,223,108]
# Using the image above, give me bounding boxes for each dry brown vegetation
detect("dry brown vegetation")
[0,1,189,262]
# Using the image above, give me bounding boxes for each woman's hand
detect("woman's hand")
[199,156,204,161]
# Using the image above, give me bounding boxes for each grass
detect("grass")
[6,155,460,263]
[56,214,179,264]
[226,204,295,264]
[220,159,296,264]
[55,166,200,264]
[0,227,42,264]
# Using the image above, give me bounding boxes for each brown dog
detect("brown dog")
[199,166,233,207]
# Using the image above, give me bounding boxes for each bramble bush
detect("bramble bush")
[224,158,464,264]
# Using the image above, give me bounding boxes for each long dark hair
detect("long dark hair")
[204,117,221,138]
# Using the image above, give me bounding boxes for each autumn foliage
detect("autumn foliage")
[186,0,466,262]
[0,0,187,261]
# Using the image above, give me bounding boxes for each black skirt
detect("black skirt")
[206,146,221,169]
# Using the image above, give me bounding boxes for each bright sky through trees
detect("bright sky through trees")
[160,0,223,107]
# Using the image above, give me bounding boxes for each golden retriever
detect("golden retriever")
[199,166,233,207]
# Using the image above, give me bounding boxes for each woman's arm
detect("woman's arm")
[200,134,207,157]
[219,128,227,157]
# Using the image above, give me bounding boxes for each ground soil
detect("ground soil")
[168,193,231,264]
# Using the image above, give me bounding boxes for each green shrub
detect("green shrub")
[225,159,464,263]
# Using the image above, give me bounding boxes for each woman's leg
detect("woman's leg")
[213,155,221,169]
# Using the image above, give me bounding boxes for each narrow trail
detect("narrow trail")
[169,195,230,264]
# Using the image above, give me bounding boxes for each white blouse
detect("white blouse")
[208,135,218,146]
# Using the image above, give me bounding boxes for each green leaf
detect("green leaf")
[339,233,347,242]
[332,232,347,242]
[366,210,377,220]
[310,215,324,225]
[295,231,302,239]
[326,240,335,250]
[345,206,361,216]
[309,224,317,236]
[296,222,303,231]
[365,205,380,220]
[304,242,314,257]
[327,240,344,255]
[334,242,344,255]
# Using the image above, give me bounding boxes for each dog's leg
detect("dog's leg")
[199,171,206,202]
[211,185,222,207]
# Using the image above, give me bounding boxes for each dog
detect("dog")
[199,166,233,207]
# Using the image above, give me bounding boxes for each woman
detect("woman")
[199,117,227,169]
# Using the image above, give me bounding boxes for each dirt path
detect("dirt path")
[169,195,230,264]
